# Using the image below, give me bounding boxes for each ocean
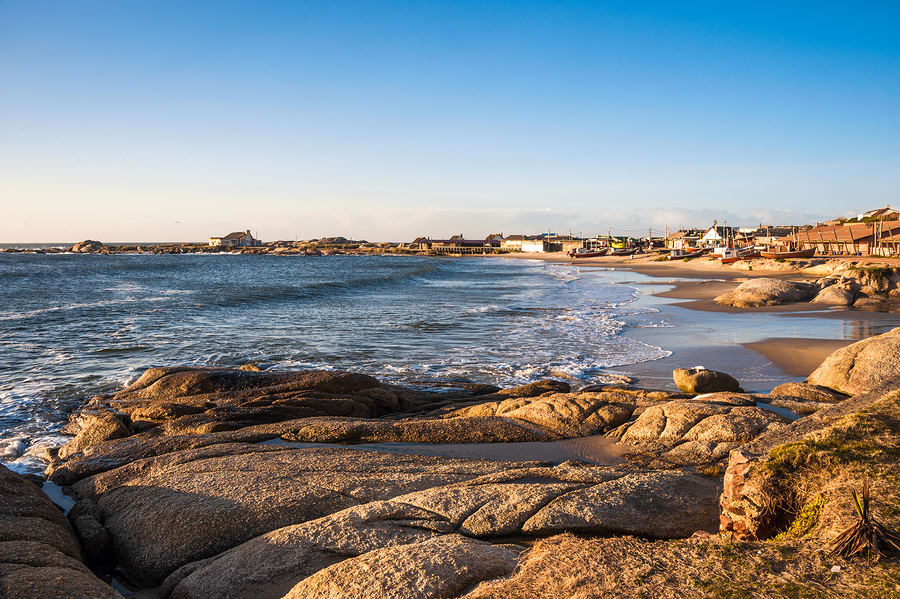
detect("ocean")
[0,254,673,473]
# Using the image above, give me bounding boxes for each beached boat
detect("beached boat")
[719,248,760,264]
[759,248,816,259]
[568,247,608,258]
[609,248,636,256]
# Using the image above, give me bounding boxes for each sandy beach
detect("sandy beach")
[499,251,900,386]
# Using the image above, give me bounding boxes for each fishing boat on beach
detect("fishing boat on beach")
[568,247,608,258]
[759,248,816,259]
[609,248,637,256]
[718,248,761,264]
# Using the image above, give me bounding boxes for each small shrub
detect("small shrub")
[775,258,786,263]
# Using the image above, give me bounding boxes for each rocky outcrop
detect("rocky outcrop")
[613,397,788,467]
[65,445,542,586]
[713,278,818,307]
[281,535,522,599]
[807,327,900,395]
[58,412,130,460]
[161,462,721,599]
[672,368,742,394]
[0,465,121,599]
[719,376,900,541]
[71,240,105,253]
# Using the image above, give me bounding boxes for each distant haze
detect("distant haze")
[1,1,898,243]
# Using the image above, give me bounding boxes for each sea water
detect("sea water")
[0,254,671,473]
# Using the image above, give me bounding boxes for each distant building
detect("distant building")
[856,205,899,222]
[665,229,703,250]
[700,225,739,246]
[500,235,528,251]
[209,230,262,247]
[791,221,900,256]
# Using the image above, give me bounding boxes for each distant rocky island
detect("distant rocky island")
[3,328,900,597]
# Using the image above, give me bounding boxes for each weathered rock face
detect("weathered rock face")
[447,392,637,438]
[807,327,900,395]
[614,398,787,467]
[281,535,522,599]
[768,382,847,403]
[810,284,854,305]
[162,462,721,599]
[71,239,105,253]
[0,465,121,599]
[672,368,742,394]
[67,445,541,587]
[719,376,900,541]
[58,412,130,460]
[713,278,818,307]
[281,415,557,444]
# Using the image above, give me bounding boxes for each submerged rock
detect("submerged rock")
[807,327,900,395]
[713,278,817,307]
[672,368,742,394]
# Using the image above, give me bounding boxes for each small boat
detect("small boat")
[719,248,760,264]
[568,247,608,258]
[759,248,816,259]
[609,248,636,256]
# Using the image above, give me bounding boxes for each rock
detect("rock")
[807,327,900,395]
[615,399,787,467]
[852,295,888,309]
[66,445,539,586]
[163,462,720,599]
[0,465,122,599]
[281,535,522,599]
[281,415,557,444]
[768,383,847,403]
[58,412,130,460]
[713,278,818,307]
[446,392,636,437]
[673,368,742,394]
[71,239,104,253]
[810,284,854,305]
[496,379,570,397]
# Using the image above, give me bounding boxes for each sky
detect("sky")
[1,1,898,242]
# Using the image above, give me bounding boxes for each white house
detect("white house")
[209,230,262,247]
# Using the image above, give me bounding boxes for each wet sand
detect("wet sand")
[742,338,853,378]
[503,253,900,390]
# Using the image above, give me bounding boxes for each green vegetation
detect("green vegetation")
[775,258,787,263]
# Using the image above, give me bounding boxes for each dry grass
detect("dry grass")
[829,481,900,563]
[462,534,900,599]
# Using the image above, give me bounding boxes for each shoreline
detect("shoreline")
[519,253,900,389]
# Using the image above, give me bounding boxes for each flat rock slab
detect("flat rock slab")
[281,535,523,599]
[69,445,546,587]
[162,462,721,599]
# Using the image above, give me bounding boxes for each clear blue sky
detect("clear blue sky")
[1,1,898,242]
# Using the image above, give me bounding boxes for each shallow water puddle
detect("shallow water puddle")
[260,435,627,465]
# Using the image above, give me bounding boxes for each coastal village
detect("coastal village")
[9,204,900,258]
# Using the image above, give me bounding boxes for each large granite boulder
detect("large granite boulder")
[713,278,818,307]
[281,535,522,599]
[162,462,721,599]
[807,327,900,395]
[672,368,742,393]
[0,465,121,599]
[58,412,130,460]
[810,284,854,305]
